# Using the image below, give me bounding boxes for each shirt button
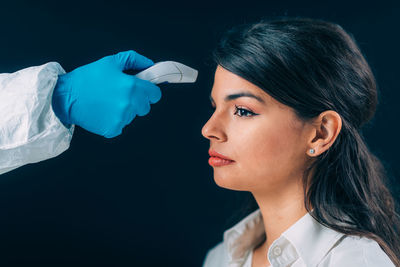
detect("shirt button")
[273,246,282,256]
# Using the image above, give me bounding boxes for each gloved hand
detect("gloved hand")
[52,50,161,138]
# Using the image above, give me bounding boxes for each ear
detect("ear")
[306,110,342,157]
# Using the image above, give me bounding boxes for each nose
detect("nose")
[201,112,227,142]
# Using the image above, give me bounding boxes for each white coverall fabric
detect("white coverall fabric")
[0,62,74,175]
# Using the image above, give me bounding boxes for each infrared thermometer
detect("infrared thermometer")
[134,61,198,84]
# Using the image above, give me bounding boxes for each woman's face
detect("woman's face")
[201,65,313,194]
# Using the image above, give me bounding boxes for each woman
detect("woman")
[201,17,400,267]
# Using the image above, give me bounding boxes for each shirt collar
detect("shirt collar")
[223,208,346,266]
[281,209,346,266]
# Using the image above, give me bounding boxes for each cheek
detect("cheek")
[238,125,286,170]
[232,118,302,187]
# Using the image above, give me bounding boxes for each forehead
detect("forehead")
[211,66,305,128]
[211,65,275,104]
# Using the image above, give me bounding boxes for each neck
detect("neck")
[252,179,308,261]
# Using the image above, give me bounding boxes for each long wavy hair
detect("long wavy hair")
[212,16,400,265]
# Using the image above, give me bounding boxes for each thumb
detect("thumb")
[114,50,154,71]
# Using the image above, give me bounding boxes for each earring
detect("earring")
[309,148,315,154]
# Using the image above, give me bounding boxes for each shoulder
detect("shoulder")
[323,235,395,267]
[202,241,228,267]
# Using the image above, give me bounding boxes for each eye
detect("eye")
[234,105,257,117]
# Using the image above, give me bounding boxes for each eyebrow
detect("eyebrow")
[209,92,265,104]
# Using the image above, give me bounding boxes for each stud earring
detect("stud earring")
[309,148,315,154]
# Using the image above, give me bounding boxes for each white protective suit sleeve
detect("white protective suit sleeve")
[0,62,75,175]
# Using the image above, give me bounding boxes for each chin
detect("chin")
[213,173,249,192]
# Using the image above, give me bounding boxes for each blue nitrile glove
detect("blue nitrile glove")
[52,50,161,138]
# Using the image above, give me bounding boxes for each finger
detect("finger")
[133,96,151,117]
[114,50,154,71]
[135,78,162,104]
[125,113,137,126]
[104,128,121,138]
[121,105,137,126]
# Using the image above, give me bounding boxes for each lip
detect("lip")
[208,149,234,160]
[208,149,235,167]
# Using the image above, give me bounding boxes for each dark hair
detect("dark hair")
[212,16,400,266]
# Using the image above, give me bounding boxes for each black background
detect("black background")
[0,0,399,266]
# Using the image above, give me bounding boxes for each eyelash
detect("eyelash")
[234,105,257,117]
[210,104,257,118]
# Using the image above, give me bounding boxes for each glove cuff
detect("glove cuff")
[52,73,73,126]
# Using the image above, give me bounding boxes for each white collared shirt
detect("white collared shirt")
[202,209,394,267]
